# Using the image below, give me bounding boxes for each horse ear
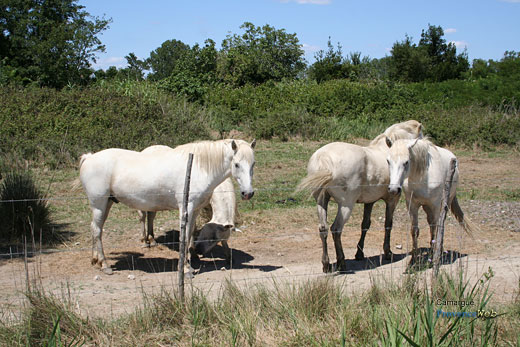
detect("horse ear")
[417,123,423,139]
[231,140,238,153]
[407,138,419,149]
[385,136,393,148]
[251,139,256,149]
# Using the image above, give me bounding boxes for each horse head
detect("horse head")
[229,139,256,200]
[386,138,419,195]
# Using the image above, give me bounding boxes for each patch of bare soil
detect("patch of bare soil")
[0,150,519,320]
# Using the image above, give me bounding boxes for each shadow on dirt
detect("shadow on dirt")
[333,247,468,275]
[110,228,281,274]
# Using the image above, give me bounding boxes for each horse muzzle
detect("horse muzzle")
[241,191,254,200]
[388,185,402,195]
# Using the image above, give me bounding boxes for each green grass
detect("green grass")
[1,269,517,346]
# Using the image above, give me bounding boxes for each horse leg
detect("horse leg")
[331,203,354,273]
[138,210,146,243]
[146,211,157,247]
[181,205,198,277]
[316,190,332,273]
[355,202,374,261]
[408,202,420,267]
[90,199,113,275]
[221,240,232,267]
[383,196,399,260]
[423,205,439,254]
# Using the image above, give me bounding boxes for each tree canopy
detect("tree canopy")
[217,22,305,86]
[389,24,469,82]
[0,0,110,87]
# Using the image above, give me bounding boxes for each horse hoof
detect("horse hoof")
[336,262,348,273]
[102,267,113,275]
[355,252,365,261]
[322,263,333,273]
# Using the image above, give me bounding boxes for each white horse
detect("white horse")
[79,139,256,275]
[136,146,237,252]
[385,137,473,265]
[297,120,423,273]
[193,177,237,265]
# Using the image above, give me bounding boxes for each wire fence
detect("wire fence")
[0,182,519,308]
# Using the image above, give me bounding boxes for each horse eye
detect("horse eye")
[404,161,409,168]
[235,163,240,169]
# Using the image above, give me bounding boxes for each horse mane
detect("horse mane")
[174,139,253,174]
[408,138,434,178]
[370,120,423,146]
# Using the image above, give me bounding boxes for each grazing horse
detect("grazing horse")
[193,177,237,265]
[385,137,473,265]
[79,139,256,275]
[297,120,423,273]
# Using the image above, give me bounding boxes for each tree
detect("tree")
[147,39,190,81]
[218,22,305,86]
[389,35,429,82]
[389,25,468,82]
[0,0,110,87]
[418,24,468,81]
[308,38,347,83]
[161,39,218,101]
[120,52,148,81]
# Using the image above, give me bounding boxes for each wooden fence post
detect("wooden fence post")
[178,153,194,302]
[433,158,457,276]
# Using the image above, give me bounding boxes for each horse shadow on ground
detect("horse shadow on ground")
[404,247,468,273]
[332,247,467,275]
[332,252,408,274]
[111,228,281,274]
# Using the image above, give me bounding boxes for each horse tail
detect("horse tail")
[295,170,333,197]
[71,153,92,192]
[79,153,92,170]
[296,151,334,196]
[450,196,475,236]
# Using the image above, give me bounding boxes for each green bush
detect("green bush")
[0,83,210,167]
[1,75,519,169]
[0,171,53,243]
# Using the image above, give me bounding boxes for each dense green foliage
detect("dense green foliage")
[1,74,518,168]
[0,0,110,88]
[218,22,305,86]
[0,82,209,167]
[1,13,519,166]
[389,25,469,82]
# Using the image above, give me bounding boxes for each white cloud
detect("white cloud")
[302,43,321,54]
[445,28,457,34]
[280,0,331,4]
[91,56,126,70]
[450,41,468,49]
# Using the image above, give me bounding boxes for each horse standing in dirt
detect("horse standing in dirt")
[136,146,237,255]
[79,139,255,276]
[385,137,473,265]
[297,120,423,273]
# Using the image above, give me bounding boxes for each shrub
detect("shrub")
[0,171,53,243]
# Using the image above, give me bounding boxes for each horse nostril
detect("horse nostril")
[397,187,402,194]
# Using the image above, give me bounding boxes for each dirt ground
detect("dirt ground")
[1,149,519,321]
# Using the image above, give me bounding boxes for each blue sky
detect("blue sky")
[79,0,520,70]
